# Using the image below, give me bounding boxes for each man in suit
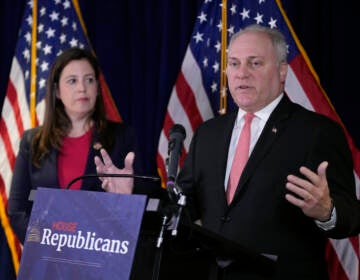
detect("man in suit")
[175,24,360,279]
[93,24,360,279]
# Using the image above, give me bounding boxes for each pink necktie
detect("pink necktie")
[226,113,255,204]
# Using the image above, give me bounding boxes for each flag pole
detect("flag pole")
[30,0,38,127]
[219,0,227,115]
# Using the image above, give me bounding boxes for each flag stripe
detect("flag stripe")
[326,240,350,280]
[330,238,359,279]
[289,56,337,119]
[285,64,314,111]
[0,141,13,203]
[6,82,24,137]
[9,57,30,131]
[182,47,214,122]
[0,119,16,172]
[175,72,203,132]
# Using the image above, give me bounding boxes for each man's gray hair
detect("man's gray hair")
[228,24,288,65]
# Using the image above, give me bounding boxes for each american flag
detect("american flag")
[156,0,360,279]
[0,0,120,276]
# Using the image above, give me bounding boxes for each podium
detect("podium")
[132,204,277,280]
[23,189,276,280]
[19,188,147,280]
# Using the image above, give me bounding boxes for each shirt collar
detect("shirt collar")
[235,93,284,126]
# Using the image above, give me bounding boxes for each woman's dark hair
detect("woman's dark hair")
[31,47,110,166]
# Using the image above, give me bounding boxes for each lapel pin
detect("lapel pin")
[93,142,103,150]
[272,127,277,134]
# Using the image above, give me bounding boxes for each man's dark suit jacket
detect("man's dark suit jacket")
[176,95,360,280]
[7,121,157,244]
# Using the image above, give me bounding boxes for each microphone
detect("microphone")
[165,124,187,236]
[166,124,186,182]
[66,173,160,189]
[166,124,186,201]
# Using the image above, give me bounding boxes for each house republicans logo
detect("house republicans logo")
[26,221,129,254]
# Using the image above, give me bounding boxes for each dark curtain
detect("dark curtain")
[78,0,204,174]
[0,1,358,279]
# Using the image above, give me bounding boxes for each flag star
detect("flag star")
[40,7,46,16]
[214,41,221,52]
[259,0,266,3]
[38,24,44,33]
[24,32,31,43]
[36,41,42,49]
[254,12,264,24]
[240,8,250,20]
[227,25,235,36]
[45,27,55,38]
[203,57,208,67]
[193,32,204,43]
[63,0,71,9]
[43,44,52,55]
[40,61,49,72]
[26,15,32,26]
[211,82,218,92]
[22,49,30,62]
[216,20,222,31]
[27,0,33,9]
[49,11,59,21]
[230,4,237,15]
[197,12,207,23]
[72,22,78,31]
[204,37,209,47]
[55,0,61,4]
[61,16,69,26]
[25,70,30,80]
[60,33,67,43]
[212,61,219,73]
[69,38,78,47]
[268,17,277,28]
[38,78,46,89]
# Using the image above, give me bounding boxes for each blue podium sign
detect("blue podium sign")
[18,188,147,280]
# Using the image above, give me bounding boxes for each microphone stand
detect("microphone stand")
[152,213,169,280]
[153,123,187,280]
[166,181,186,237]
[152,180,187,280]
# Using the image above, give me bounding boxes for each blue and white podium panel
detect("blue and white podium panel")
[18,188,146,280]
